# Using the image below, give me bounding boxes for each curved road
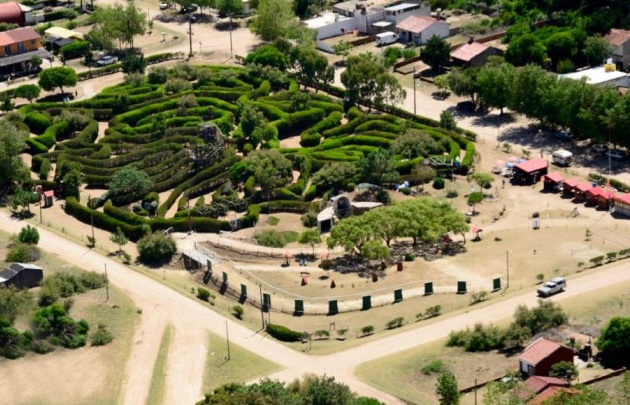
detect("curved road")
[3,212,630,404]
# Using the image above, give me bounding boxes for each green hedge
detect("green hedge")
[241,204,260,227]
[259,200,318,214]
[103,202,149,226]
[461,142,475,174]
[64,197,145,241]
[300,132,321,147]
[265,323,303,342]
[24,112,51,135]
[60,40,90,60]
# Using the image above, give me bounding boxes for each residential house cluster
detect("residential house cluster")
[0,26,52,80]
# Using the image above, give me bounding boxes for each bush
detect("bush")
[361,325,374,336]
[147,66,169,84]
[265,323,303,342]
[404,253,415,262]
[60,40,90,60]
[137,232,177,265]
[197,287,211,302]
[301,210,318,228]
[433,177,445,189]
[446,189,458,198]
[7,243,40,262]
[31,340,55,354]
[386,317,405,329]
[421,360,444,375]
[18,225,40,245]
[232,305,244,320]
[90,324,114,346]
[24,112,51,134]
[255,230,287,247]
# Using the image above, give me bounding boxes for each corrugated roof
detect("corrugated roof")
[5,27,40,43]
[614,193,630,205]
[519,337,567,365]
[604,28,630,47]
[451,42,489,62]
[397,15,439,34]
[543,173,564,183]
[524,376,568,394]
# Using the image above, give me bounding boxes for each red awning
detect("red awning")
[585,186,602,198]
[471,226,482,234]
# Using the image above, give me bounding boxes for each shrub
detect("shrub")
[470,291,488,305]
[314,330,330,339]
[232,305,244,320]
[147,66,168,84]
[386,317,405,329]
[265,323,303,342]
[361,325,374,336]
[18,225,40,245]
[446,189,458,198]
[24,112,51,134]
[90,324,114,346]
[165,78,192,94]
[301,210,318,227]
[7,243,40,262]
[255,230,287,247]
[433,177,445,189]
[421,360,444,375]
[31,340,55,354]
[197,287,211,302]
[425,305,442,318]
[60,40,90,60]
[404,253,415,262]
[137,232,177,265]
[589,256,604,266]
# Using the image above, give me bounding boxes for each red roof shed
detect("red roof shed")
[0,2,24,25]
[519,337,574,377]
[513,158,548,185]
[542,173,564,183]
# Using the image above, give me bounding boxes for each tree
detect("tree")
[392,130,441,159]
[439,110,456,130]
[502,324,531,349]
[364,206,406,247]
[327,215,372,256]
[359,148,399,187]
[467,192,483,214]
[137,232,177,265]
[332,41,353,62]
[1,137,26,175]
[0,288,34,323]
[122,54,146,74]
[10,188,39,214]
[505,34,546,66]
[238,103,268,147]
[360,239,390,263]
[597,317,630,359]
[109,227,129,256]
[290,46,334,92]
[38,67,77,95]
[298,229,322,255]
[90,3,147,49]
[56,161,83,199]
[446,68,478,101]
[250,0,297,41]
[540,385,612,405]
[549,361,579,383]
[30,55,42,72]
[421,35,451,71]
[584,35,613,67]
[545,31,581,68]
[108,166,152,204]
[244,150,293,200]
[312,162,359,194]
[436,370,460,405]
[483,381,527,405]
[476,62,516,114]
[18,225,40,245]
[341,53,405,110]
[217,0,243,16]
[13,84,40,104]
[470,173,494,189]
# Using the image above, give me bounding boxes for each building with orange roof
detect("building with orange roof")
[519,337,574,377]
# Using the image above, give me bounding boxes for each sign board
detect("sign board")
[222,271,228,283]
[493,278,501,291]
[362,295,371,311]
[262,293,271,312]
[328,300,338,315]
[206,259,212,273]
[457,281,467,294]
[240,284,247,297]
[394,289,403,302]
[424,282,433,295]
[294,300,304,315]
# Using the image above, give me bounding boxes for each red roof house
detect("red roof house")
[0,2,25,25]
[514,376,573,404]
[614,193,630,217]
[395,15,450,45]
[513,158,548,185]
[542,172,564,192]
[519,337,574,377]
[451,41,500,67]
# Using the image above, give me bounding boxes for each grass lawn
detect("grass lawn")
[201,333,281,395]
[146,325,173,405]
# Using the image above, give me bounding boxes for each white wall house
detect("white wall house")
[396,15,449,45]
[604,29,630,69]
[558,65,630,88]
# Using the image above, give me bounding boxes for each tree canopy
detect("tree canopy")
[421,35,451,71]
[38,67,77,95]
[250,0,297,41]
[244,150,293,200]
[89,3,147,50]
[597,317,630,360]
[0,121,29,189]
[108,166,153,204]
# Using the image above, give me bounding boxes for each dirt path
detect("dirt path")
[5,210,630,405]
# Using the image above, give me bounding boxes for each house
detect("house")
[561,178,580,197]
[541,172,564,192]
[584,186,616,209]
[515,376,579,404]
[559,65,630,88]
[0,2,33,26]
[572,182,593,202]
[0,263,44,289]
[0,26,52,79]
[44,26,84,50]
[513,158,548,185]
[317,195,382,233]
[613,193,630,217]
[451,40,501,67]
[603,28,630,69]
[396,15,449,45]
[519,337,574,377]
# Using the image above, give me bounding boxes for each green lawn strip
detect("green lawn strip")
[146,324,173,405]
[201,332,282,394]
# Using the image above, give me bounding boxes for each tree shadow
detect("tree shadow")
[10,211,34,220]
[470,113,517,129]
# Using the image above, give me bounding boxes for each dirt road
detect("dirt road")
[4,211,630,404]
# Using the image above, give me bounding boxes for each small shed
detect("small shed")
[513,158,548,185]
[42,190,54,207]
[450,41,500,67]
[0,263,43,289]
[541,172,564,192]
[519,337,574,377]
[396,15,449,45]
[613,193,630,216]
[572,182,593,202]
[561,178,580,197]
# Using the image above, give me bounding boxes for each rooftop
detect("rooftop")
[519,337,569,365]
[451,41,489,62]
[514,158,547,173]
[614,193,630,205]
[543,172,564,183]
[523,376,568,395]
[385,2,418,11]
[0,2,23,21]
[4,26,40,43]
[396,15,442,34]
[559,66,628,85]
[44,26,84,40]
[604,28,630,47]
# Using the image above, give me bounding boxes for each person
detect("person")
[502,178,506,188]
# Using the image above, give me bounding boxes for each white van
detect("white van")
[552,149,573,166]
[375,31,398,46]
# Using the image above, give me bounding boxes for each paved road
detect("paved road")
[4,212,630,404]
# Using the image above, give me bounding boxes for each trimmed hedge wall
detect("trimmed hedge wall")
[24,112,51,135]
[265,323,303,342]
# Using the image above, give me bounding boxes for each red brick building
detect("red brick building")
[519,337,574,377]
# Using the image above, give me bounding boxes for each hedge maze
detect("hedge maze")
[18,63,476,242]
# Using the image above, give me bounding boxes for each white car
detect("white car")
[96,55,118,66]
[159,2,169,9]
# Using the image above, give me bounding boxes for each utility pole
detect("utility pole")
[39,191,42,224]
[413,67,416,116]
[89,194,95,245]
[225,320,231,360]
[188,15,194,58]
[187,198,192,234]
[105,263,109,301]
[229,13,233,58]
[259,284,265,329]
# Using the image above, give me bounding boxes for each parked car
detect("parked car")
[96,55,118,66]
[591,144,607,154]
[537,277,566,297]
[159,2,169,9]
[181,4,198,13]
[456,101,475,112]
[553,130,574,141]
[607,149,627,160]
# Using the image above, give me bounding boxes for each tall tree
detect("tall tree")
[0,121,29,189]
[244,149,293,200]
[597,316,630,359]
[446,68,478,101]
[341,53,405,110]
[298,229,321,255]
[108,166,152,204]
[13,84,40,104]
[359,148,399,187]
[90,3,147,50]
[505,34,546,66]
[583,35,613,66]
[290,46,334,92]
[250,0,296,41]
[38,67,77,95]
[327,215,372,256]
[436,370,460,405]
[421,35,451,71]
[311,162,359,194]
[476,62,516,115]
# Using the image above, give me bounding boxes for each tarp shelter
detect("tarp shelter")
[0,263,43,289]
[42,190,54,207]
[471,226,482,241]
[541,173,564,192]
[513,158,548,185]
